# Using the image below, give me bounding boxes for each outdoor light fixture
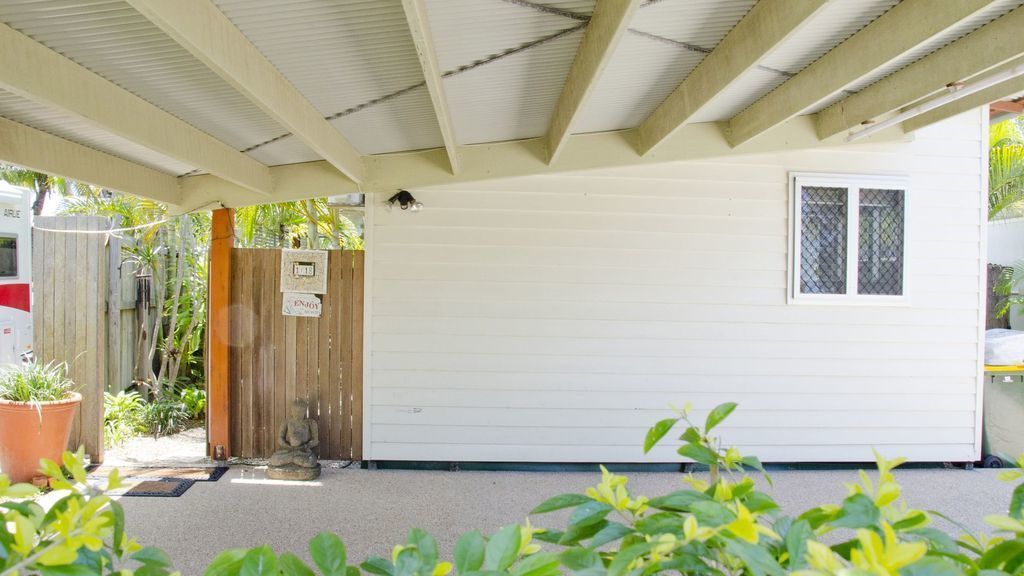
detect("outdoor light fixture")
[385,190,423,212]
[847,61,1024,143]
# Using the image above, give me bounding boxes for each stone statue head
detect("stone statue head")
[290,398,308,419]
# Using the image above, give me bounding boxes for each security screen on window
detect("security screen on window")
[792,175,907,303]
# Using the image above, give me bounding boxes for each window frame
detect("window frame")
[789,172,910,306]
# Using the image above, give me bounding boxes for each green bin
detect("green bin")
[983,368,1024,467]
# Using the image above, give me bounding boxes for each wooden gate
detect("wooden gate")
[229,249,364,460]
[32,216,115,463]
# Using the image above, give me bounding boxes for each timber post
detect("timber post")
[208,208,233,460]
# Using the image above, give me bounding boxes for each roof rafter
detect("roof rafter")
[902,59,1024,133]
[402,0,461,174]
[726,0,993,147]
[545,0,642,164]
[818,5,1024,140]
[0,117,181,205]
[633,0,827,156]
[0,21,271,196]
[126,0,365,183]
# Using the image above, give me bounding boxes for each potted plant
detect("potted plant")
[0,361,80,483]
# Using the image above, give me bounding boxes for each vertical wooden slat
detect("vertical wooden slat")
[242,249,255,457]
[76,218,90,456]
[317,259,331,460]
[31,219,43,365]
[41,218,54,360]
[229,249,242,455]
[339,251,354,459]
[85,218,102,462]
[261,250,275,456]
[273,251,286,456]
[107,219,121,393]
[295,313,307,408]
[350,250,365,460]
[307,298,319,454]
[328,253,344,460]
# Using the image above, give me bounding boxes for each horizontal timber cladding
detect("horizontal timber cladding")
[367,109,987,463]
[229,248,364,460]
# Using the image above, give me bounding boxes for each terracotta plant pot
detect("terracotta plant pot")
[0,392,81,483]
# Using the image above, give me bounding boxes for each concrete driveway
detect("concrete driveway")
[116,465,1014,576]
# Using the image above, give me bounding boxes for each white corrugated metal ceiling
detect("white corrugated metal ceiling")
[0,0,1021,177]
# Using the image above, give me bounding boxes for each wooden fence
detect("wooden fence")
[229,249,364,460]
[32,216,115,463]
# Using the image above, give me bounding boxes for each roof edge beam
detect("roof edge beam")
[0,117,182,205]
[401,0,461,174]
[634,0,827,156]
[126,0,366,183]
[178,114,905,210]
[726,0,993,147]
[0,22,271,196]
[818,5,1024,140]
[545,0,641,164]
[902,61,1024,133]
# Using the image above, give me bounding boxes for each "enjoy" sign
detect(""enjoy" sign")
[282,292,322,317]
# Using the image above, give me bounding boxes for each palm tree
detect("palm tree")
[235,199,363,250]
[989,118,1024,220]
[0,164,72,215]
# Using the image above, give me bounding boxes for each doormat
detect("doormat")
[110,478,196,498]
[88,466,228,483]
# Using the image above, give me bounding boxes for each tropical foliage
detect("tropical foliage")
[0,164,72,215]
[5,404,1024,576]
[235,199,363,250]
[989,117,1024,221]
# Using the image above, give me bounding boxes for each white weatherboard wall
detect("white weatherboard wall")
[367,110,986,463]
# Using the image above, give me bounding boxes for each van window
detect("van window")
[0,236,18,278]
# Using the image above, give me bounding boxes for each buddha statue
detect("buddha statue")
[267,398,321,480]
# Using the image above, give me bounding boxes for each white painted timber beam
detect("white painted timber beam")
[818,5,1024,139]
[545,0,641,164]
[177,114,905,210]
[633,0,826,156]
[0,22,271,196]
[401,0,460,174]
[902,60,1024,133]
[0,117,181,205]
[726,0,993,147]
[126,0,366,183]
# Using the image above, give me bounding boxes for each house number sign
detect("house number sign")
[280,249,328,294]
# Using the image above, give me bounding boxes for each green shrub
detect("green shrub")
[103,390,148,447]
[5,403,1024,576]
[142,395,191,438]
[179,385,206,420]
[0,361,75,404]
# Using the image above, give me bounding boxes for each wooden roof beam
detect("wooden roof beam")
[902,62,1024,132]
[726,0,993,147]
[126,0,366,183]
[545,0,641,164]
[633,0,827,156]
[0,22,270,196]
[818,5,1024,139]
[0,117,181,205]
[402,0,461,174]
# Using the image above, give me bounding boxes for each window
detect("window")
[0,236,17,278]
[791,174,908,303]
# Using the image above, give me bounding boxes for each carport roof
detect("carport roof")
[0,0,1022,208]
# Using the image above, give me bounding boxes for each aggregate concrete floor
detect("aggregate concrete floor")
[115,465,1014,576]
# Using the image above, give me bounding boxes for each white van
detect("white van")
[0,182,32,365]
